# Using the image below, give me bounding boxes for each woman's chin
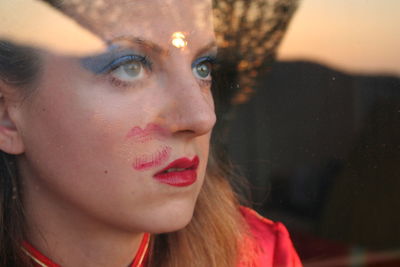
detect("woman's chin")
[146,208,195,234]
[111,201,197,234]
[150,218,193,234]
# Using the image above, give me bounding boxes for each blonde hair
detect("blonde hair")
[149,152,248,266]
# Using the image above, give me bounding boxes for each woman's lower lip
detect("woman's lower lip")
[153,156,199,187]
[153,169,197,187]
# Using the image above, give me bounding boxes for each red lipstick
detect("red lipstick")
[153,156,199,187]
[133,146,171,171]
[126,123,170,143]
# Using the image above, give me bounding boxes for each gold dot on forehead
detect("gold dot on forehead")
[171,32,188,49]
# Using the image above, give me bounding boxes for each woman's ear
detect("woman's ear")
[0,86,25,155]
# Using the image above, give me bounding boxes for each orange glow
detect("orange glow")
[171,32,187,49]
[278,0,400,76]
[0,0,105,56]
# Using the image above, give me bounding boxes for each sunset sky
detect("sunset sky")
[278,0,400,76]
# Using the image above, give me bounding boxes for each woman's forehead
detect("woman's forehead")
[60,0,214,43]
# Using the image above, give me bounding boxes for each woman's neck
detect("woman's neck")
[24,226,144,267]
[21,173,145,267]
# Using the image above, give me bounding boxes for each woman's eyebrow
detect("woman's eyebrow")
[106,36,163,54]
[108,36,217,56]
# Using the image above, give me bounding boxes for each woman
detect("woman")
[0,0,302,266]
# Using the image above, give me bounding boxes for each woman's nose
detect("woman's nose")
[158,72,216,138]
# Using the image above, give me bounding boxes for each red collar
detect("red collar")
[22,233,151,267]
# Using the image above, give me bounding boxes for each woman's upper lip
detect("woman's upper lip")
[154,156,199,175]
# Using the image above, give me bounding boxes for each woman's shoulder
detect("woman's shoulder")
[238,206,303,267]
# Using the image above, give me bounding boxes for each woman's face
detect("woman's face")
[14,0,216,233]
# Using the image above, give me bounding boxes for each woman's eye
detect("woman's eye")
[105,55,150,83]
[193,62,211,79]
[112,60,144,81]
[192,57,215,80]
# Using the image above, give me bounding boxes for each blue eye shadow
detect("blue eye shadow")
[191,55,217,69]
[80,46,145,74]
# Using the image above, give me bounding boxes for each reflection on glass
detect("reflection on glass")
[0,0,105,55]
[171,32,188,49]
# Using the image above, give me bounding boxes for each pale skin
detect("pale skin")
[0,0,216,266]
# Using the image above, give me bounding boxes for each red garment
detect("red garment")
[22,208,301,267]
[238,206,303,267]
[22,233,150,267]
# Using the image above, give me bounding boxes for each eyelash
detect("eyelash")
[102,55,152,73]
[108,76,135,89]
[102,55,217,89]
[192,56,216,69]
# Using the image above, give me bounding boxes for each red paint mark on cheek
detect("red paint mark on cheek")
[132,146,172,171]
[126,123,170,143]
